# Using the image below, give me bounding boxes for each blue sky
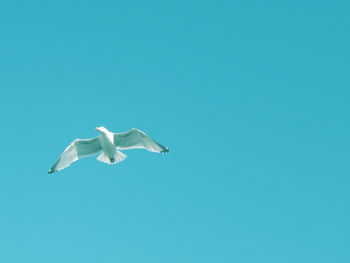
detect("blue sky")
[0,0,349,262]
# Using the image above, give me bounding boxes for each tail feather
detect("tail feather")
[97,151,127,165]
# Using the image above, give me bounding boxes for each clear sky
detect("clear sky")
[0,0,349,262]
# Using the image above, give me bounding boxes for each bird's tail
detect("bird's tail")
[97,150,127,165]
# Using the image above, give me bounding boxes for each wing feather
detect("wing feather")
[114,129,169,153]
[48,137,101,174]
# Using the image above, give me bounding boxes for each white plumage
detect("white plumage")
[48,127,169,174]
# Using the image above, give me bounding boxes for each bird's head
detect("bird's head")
[95,126,108,133]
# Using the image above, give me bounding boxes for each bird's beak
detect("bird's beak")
[95,127,99,131]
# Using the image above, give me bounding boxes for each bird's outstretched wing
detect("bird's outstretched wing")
[114,129,169,153]
[48,137,102,174]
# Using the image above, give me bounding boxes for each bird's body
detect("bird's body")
[48,127,169,174]
[99,129,117,162]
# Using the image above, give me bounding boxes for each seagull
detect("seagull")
[48,127,169,174]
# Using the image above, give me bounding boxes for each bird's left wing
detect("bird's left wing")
[114,128,169,153]
[48,137,101,174]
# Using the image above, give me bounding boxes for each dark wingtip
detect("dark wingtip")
[161,147,170,153]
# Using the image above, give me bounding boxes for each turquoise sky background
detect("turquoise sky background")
[0,0,349,262]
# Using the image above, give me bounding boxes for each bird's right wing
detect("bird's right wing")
[48,137,101,174]
[114,128,169,153]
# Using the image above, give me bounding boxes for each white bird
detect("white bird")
[48,127,169,174]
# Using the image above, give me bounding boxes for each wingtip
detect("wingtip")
[161,147,170,153]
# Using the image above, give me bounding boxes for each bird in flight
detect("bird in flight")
[48,127,169,174]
